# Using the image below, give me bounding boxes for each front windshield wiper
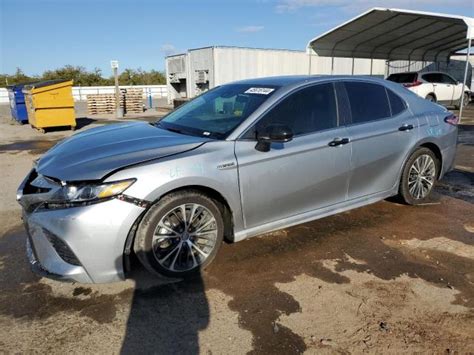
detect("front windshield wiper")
[154,122,184,135]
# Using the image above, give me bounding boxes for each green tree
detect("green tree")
[0,66,166,87]
[0,68,37,86]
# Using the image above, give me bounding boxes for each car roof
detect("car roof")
[230,75,390,88]
[389,71,451,76]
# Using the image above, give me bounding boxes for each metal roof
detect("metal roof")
[307,8,474,62]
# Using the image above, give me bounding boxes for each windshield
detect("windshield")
[156,84,279,139]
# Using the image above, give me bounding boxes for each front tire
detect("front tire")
[134,190,224,278]
[399,147,439,205]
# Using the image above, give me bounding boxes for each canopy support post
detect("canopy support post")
[459,37,472,123]
[351,57,355,75]
[331,56,335,75]
[370,58,373,75]
[308,48,312,75]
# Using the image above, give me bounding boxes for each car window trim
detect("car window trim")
[237,81,341,141]
[386,88,408,118]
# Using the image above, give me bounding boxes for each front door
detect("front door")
[235,83,352,229]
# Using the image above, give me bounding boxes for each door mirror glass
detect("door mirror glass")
[255,124,293,152]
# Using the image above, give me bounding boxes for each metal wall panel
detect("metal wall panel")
[214,47,308,86]
[308,55,386,76]
[166,47,390,100]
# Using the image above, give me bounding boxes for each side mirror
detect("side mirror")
[255,124,294,152]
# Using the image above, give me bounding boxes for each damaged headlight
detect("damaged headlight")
[47,179,136,208]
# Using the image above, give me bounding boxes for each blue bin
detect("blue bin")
[7,84,29,123]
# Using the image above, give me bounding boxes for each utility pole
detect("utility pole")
[111,60,123,118]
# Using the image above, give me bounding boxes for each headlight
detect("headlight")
[49,179,136,206]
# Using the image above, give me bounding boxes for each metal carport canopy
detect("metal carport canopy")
[307,8,473,62]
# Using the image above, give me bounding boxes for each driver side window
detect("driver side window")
[245,83,338,139]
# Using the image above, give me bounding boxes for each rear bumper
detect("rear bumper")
[441,143,457,178]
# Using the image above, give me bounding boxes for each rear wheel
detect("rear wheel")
[399,147,439,205]
[134,190,224,278]
[455,92,470,109]
[425,94,436,103]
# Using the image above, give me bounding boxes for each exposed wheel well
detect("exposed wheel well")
[419,142,442,178]
[123,185,235,276]
[426,93,437,101]
[155,185,234,243]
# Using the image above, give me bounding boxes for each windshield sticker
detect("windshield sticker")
[244,87,275,95]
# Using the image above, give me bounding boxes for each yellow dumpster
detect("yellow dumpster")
[23,80,76,133]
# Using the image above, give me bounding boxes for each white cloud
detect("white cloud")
[276,0,473,13]
[236,25,265,33]
[160,44,178,56]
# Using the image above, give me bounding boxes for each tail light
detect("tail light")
[403,80,422,88]
[444,113,459,126]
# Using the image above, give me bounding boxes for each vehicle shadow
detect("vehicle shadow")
[120,257,209,355]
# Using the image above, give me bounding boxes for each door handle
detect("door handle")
[329,137,350,147]
[399,124,414,131]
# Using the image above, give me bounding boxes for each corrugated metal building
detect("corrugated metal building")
[166,46,386,103]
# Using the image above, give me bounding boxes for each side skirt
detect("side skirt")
[233,188,397,242]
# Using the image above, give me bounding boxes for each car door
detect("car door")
[441,74,462,103]
[235,82,352,229]
[426,73,454,104]
[339,81,419,200]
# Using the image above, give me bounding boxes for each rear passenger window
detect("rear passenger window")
[254,83,338,136]
[344,82,391,124]
[387,89,407,116]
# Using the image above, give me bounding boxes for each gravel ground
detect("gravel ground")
[0,103,473,354]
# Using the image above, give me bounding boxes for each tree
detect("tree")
[0,66,166,87]
[117,68,166,85]
[0,68,37,86]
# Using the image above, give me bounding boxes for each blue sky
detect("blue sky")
[1,0,472,75]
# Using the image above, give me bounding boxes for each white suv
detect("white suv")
[387,71,470,108]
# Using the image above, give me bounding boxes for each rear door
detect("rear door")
[340,81,419,200]
[441,74,462,103]
[235,83,352,229]
[422,73,454,104]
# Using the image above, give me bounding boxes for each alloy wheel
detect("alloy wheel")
[408,154,436,199]
[152,203,218,272]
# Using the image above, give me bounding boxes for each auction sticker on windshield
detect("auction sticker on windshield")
[244,87,275,95]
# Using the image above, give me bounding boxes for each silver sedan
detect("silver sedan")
[17,76,458,283]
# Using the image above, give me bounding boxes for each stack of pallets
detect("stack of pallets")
[122,89,144,114]
[86,94,117,115]
[87,90,144,115]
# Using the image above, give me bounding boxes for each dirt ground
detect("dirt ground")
[0,102,473,354]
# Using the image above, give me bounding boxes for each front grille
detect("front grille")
[23,170,44,195]
[43,229,81,266]
[23,170,58,195]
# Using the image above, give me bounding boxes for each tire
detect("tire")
[425,94,436,103]
[134,190,224,278]
[455,93,470,109]
[399,147,439,205]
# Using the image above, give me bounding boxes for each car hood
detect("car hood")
[36,122,209,181]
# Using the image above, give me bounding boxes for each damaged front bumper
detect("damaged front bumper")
[18,169,145,283]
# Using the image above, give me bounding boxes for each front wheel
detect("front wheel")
[398,148,439,205]
[134,190,224,278]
